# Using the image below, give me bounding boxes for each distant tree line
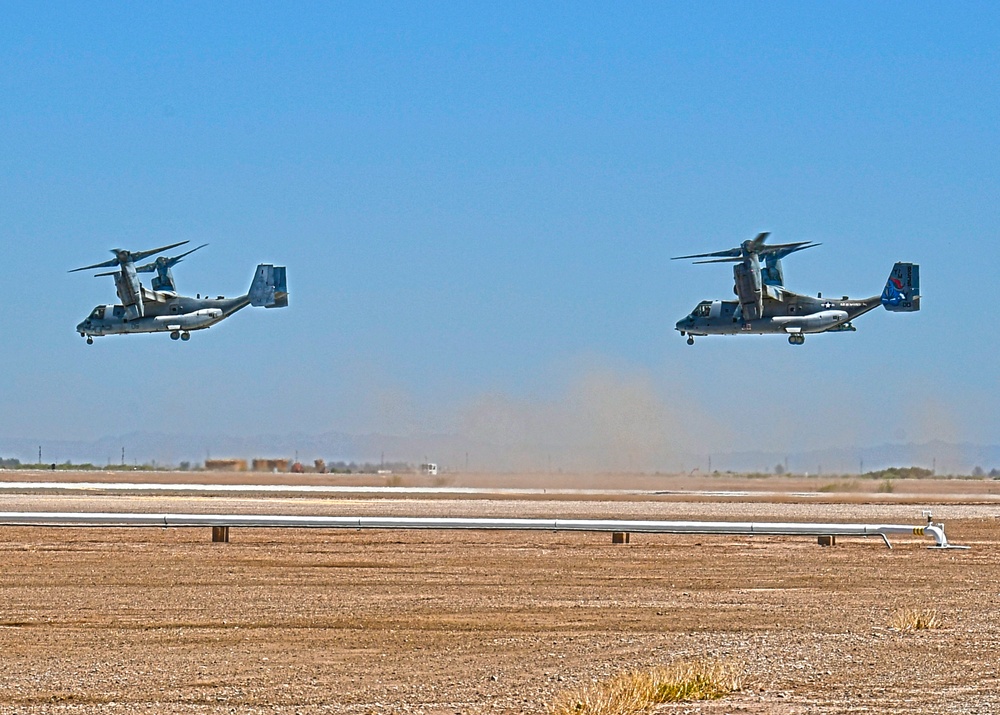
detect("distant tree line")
[0,458,165,471]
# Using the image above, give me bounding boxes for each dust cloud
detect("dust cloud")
[347,367,987,475]
[409,368,725,473]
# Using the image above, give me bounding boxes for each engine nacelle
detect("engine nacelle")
[733,263,763,320]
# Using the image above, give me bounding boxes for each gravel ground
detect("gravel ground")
[0,475,998,714]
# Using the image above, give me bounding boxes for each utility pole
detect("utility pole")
[121,447,125,466]
[38,446,42,464]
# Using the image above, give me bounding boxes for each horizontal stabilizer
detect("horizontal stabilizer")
[249,264,288,308]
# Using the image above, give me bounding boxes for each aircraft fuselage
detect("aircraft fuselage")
[676,289,881,337]
[77,293,250,338]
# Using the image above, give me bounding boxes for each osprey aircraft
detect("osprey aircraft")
[674,233,919,345]
[71,242,287,344]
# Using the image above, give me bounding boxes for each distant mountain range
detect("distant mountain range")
[2,431,999,476]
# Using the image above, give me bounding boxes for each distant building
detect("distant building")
[204,459,248,472]
[252,458,290,472]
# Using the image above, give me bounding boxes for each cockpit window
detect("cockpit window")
[693,301,711,318]
[89,306,105,320]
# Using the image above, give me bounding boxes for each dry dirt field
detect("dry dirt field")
[1,471,999,714]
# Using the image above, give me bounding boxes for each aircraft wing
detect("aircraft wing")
[141,286,169,304]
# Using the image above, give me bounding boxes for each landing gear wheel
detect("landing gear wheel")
[788,334,805,345]
[170,331,180,341]
[687,336,695,346]
[181,331,191,341]
[86,336,93,345]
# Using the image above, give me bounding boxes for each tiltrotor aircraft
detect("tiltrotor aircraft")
[674,233,919,345]
[72,241,287,344]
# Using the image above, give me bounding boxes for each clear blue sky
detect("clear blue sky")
[1,2,998,465]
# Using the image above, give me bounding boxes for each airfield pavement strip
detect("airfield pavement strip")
[0,474,998,714]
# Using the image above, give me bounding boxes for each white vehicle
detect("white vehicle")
[420,463,438,476]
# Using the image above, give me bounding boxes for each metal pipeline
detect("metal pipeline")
[0,512,967,549]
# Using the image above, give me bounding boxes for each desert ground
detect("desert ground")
[1,470,998,714]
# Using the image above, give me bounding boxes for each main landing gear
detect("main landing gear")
[170,331,191,341]
[788,334,805,345]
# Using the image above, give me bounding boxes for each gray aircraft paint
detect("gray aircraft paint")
[674,235,919,345]
[73,244,287,343]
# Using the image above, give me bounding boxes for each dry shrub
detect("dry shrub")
[890,608,943,631]
[877,478,895,493]
[547,660,743,715]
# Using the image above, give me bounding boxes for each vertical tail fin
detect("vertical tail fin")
[881,262,919,312]
[249,264,288,308]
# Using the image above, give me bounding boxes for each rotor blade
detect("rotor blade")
[759,241,821,258]
[69,257,121,272]
[70,240,190,272]
[691,257,742,264]
[134,243,207,273]
[128,240,190,263]
[672,248,743,260]
[747,232,771,251]
[759,240,816,253]
[171,242,208,262]
[93,270,118,277]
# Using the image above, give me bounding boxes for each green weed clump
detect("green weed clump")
[817,480,861,493]
[547,661,743,715]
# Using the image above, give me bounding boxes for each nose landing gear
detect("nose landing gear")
[86,336,93,345]
[687,335,695,345]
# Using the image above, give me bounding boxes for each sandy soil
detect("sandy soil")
[0,472,998,714]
